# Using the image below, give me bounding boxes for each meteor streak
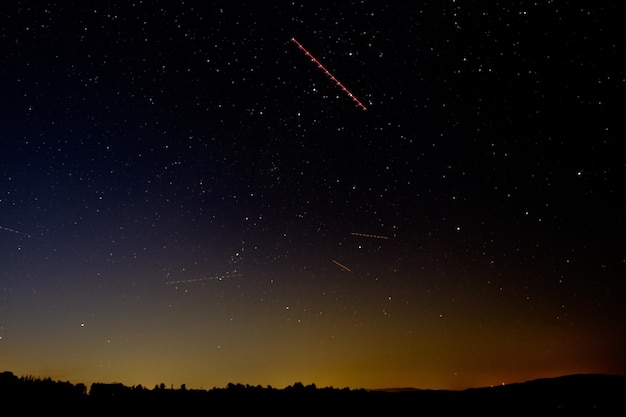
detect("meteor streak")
[332,259,352,272]
[291,37,367,110]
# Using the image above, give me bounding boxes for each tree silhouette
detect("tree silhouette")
[1,370,625,413]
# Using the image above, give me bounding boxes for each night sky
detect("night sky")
[1,1,624,391]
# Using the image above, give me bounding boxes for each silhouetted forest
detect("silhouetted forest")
[1,370,625,414]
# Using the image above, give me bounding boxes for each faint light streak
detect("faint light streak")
[0,225,32,238]
[350,232,389,240]
[165,273,242,285]
[332,259,352,272]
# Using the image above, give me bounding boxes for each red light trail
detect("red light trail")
[291,38,367,110]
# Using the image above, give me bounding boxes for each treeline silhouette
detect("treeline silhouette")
[2,370,625,414]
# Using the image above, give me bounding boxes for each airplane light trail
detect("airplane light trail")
[291,38,367,110]
[332,259,352,272]
[0,225,33,238]
[350,232,389,240]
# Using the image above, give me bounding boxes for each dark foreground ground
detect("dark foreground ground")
[1,371,625,415]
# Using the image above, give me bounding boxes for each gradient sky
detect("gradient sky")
[1,1,624,391]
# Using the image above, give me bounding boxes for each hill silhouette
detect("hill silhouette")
[1,370,625,414]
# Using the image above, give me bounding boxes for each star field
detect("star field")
[1,1,624,390]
